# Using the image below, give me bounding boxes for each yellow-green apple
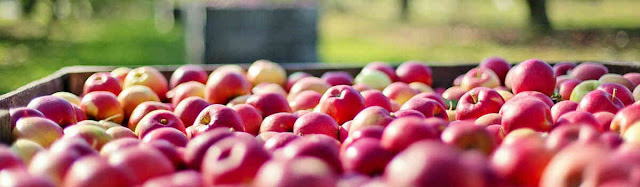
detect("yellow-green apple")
[360,90,392,111]
[173,97,210,128]
[570,80,602,102]
[348,106,393,134]
[63,155,137,187]
[624,73,640,87]
[475,113,501,126]
[10,139,44,165]
[231,104,263,135]
[273,135,342,174]
[555,111,601,131]
[558,78,581,101]
[63,124,113,150]
[490,137,553,187]
[0,168,56,187]
[341,138,393,175]
[167,81,205,106]
[499,98,552,132]
[52,92,81,105]
[143,170,203,187]
[363,61,397,82]
[247,92,292,118]
[117,85,161,118]
[201,136,271,185]
[27,95,77,127]
[408,82,434,93]
[247,59,287,86]
[123,66,169,100]
[260,112,298,133]
[13,117,63,147]
[106,126,137,139]
[545,125,599,151]
[594,112,615,131]
[127,101,171,130]
[322,71,354,86]
[169,64,208,88]
[383,82,419,105]
[485,124,506,144]
[183,128,235,169]
[80,91,124,124]
[385,140,482,187]
[288,77,331,99]
[441,122,497,155]
[393,109,426,119]
[263,132,301,152]
[553,62,577,77]
[497,90,514,101]
[190,105,245,137]
[204,70,251,104]
[380,117,438,153]
[395,61,433,86]
[570,62,609,80]
[354,69,392,90]
[315,85,366,124]
[551,100,578,124]
[289,90,322,111]
[9,107,44,130]
[0,145,24,170]
[254,157,337,187]
[252,82,287,97]
[508,59,555,96]
[455,87,504,120]
[479,56,511,85]
[539,143,609,187]
[134,110,185,138]
[83,72,123,95]
[293,112,339,138]
[108,146,174,184]
[598,83,635,106]
[352,83,372,92]
[577,90,624,114]
[599,73,634,91]
[285,72,312,92]
[110,67,131,85]
[460,67,500,91]
[399,97,447,120]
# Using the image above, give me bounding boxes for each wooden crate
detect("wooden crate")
[1,61,640,144]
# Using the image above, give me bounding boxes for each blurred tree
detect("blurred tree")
[20,0,37,17]
[525,0,551,33]
[399,0,410,21]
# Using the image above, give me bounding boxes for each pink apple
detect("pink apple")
[455,87,504,120]
[106,126,137,139]
[552,62,577,77]
[127,101,171,130]
[27,95,77,127]
[183,128,234,170]
[363,61,397,81]
[485,124,506,144]
[28,149,82,185]
[577,90,624,114]
[399,97,447,120]
[322,71,354,86]
[273,135,342,174]
[594,112,615,131]
[117,85,161,118]
[81,91,124,124]
[348,106,393,134]
[442,86,467,103]
[252,83,288,97]
[396,61,433,86]
[545,124,599,151]
[169,64,208,88]
[293,112,339,139]
[0,168,56,187]
[352,83,372,92]
[558,78,581,101]
[260,112,298,133]
[597,83,635,106]
[167,81,205,106]
[341,138,393,175]
[63,155,137,187]
[286,72,312,92]
[141,127,188,147]
[508,91,554,108]
[555,111,602,131]
[63,124,113,150]
[508,59,555,96]
[254,157,338,187]
[383,82,419,105]
[624,72,640,87]
[110,67,131,85]
[263,132,301,152]
[231,104,263,135]
[289,90,322,111]
[201,136,271,185]
[611,104,640,134]
[143,170,203,187]
[360,90,392,111]
[288,77,331,100]
[190,104,245,137]
[380,117,438,153]
[441,122,497,155]
[551,100,579,124]
[108,146,174,184]
[474,113,502,126]
[460,67,501,91]
[570,62,608,80]
[204,71,251,104]
[315,85,366,124]
[393,109,426,119]
[539,143,609,187]
[13,117,63,147]
[479,56,511,84]
[9,107,44,130]
[0,145,24,170]
[173,97,210,128]
[500,98,553,132]
[599,73,634,91]
[123,66,169,100]
[83,72,123,95]
[491,138,553,186]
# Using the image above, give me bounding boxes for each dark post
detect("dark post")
[400,0,410,21]
[525,0,552,33]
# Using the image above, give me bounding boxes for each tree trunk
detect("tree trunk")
[400,0,410,21]
[525,0,552,33]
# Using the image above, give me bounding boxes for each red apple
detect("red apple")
[27,95,77,127]
[380,117,438,153]
[254,157,338,187]
[455,87,504,120]
[570,62,609,80]
[140,140,185,170]
[81,91,124,124]
[99,138,141,157]
[597,83,635,106]
[0,168,56,187]
[396,61,433,86]
[83,72,123,95]
[52,92,81,108]
[106,126,137,139]
[28,150,81,185]
[611,104,640,134]
[48,137,97,157]
[558,78,581,101]
[288,77,331,100]
[360,90,392,111]
[442,86,467,103]
[263,132,301,152]
[479,56,511,84]
[117,85,161,118]
[348,106,393,134]
[599,73,635,91]
[363,61,397,81]
[293,112,339,138]
[141,127,188,147]
[339,121,350,143]
[0,145,24,170]
[460,67,501,91]
[231,104,263,135]
[247,92,292,118]
[594,112,615,131]
[393,109,426,119]
[260,112,298,133]
[441,122,497,155]
[352,83,372,92]
[322,71,354,86]
[599,132,623,148]
[124,66,169,100]
[13,117,63,147]
[507,91,554,108]
[555,111,601,131]
[491,137,553,186]
[256,131,278,145]
[190,104,245,137]
[551,100,579,124]
[399,97,447,120]
[624,73,640,87]
[201,136,271,185]
[127,101,171,130]
[341,138,393,175]
[63,155,137,187]
[540,143,609,187]
[108,146,174,184]
[509,59,555,96]
[168,81,205,106]
[63,124,113,150]
[409,82,434,93]
[485,124,506,144]
[383,82,419,105]
[274,135,342,174]
[545,125,599,151]
[286,72,312,92]
[173,97,210,128]
[577,90,624,114]
[474,113,501,126]
[247,59,287,86]
[499,98,553,132]
[252,82,288,97]
[315,85,365,124]
[289,90,322,111]
[204,70,251,104]
[170,64,208,88]
[553,62,577,77]
[9,107,44,131]
[143,170,203,187]
[110,67,131,85]
[183,128,234,170]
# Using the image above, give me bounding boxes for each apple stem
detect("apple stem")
[449,100,453,110]
[612,88,617,101]
[471,93,478,103]
[102,114,122,123]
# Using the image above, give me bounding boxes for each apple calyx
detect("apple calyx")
[160,118,168,125]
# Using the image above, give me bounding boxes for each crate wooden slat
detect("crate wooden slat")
[1,61,640,144]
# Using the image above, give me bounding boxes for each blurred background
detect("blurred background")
[0,0,638,94]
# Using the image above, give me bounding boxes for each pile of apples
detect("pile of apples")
[5,58,640,187]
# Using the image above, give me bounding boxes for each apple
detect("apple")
[254,157,337,187]
[252,83,288,97]
[140,140,185,170]
[63,155,137,187]
[204,70,251,104]
[123,66,169,100]
[108,146,174,184]
[260,112,298,133]
[354,69,392,90]
[338,121,350,143]
[553,62,577,77]
[491,137,553,186]
[396,61,433,86]
[622,121,640,144]
[577,90,624,114]
[558,78,581,101]
[143,170,204,187]
[141,127,188,147]
[500,98,552,132]
[293,112,339,138]
[288,77,331,99]
[28,149,81,185]
[507,91,554,108]
[508,59,555,96]
[226,94,251,107]
[75,119,120,130]
[213,64,245,75]
[485,124,506,144]
[48,137,97,157]
[127,101,171,130]
[399,97,447,120]
[256,131,278,145]
[383,82,418,105]
[570,62,609,80]
[634,85,640,101]
[474,113,501,126]
[441,122,497,155]
[170,64,208,88]
[245,92,292,118]
[231,104,263,135]
[569,80,602,102]
[52,92,81,105]
[408,82,434,93]
[385,140,482,187]
[117,85,161,118]
[183,128,234,170]
[540,143,609,187]
[348,106,393,134]
[624,73,640,87]
[27,95,77,127]
[322,71,354,86]
[594,112,615,131]
[71,104,87,122]
[550,100,578,124]
[597,83,635,106]
[442,86,466,105]
[0,168,56,187]
[380,117,438,153]
[274,135,342,174]
[10,139,45,165]
[13,117,63,147]
[81,91,125,124]
[110,67,132,84]
[455,87,504,120]
[263,132,301,152]
[453,74,464,86]
[341,126,384,151]
[545,125,599,151]
[106,126,137,139]
[289,90,322,111]
[363,61,397,81]
[9,107,44,130]
[173,97,210,128]
[83,72,123,96]
[479,56,511,84]
[352,83,372,92]
[459,67,501,91]
[201,136,271,185]
[167,81,205,106]
[0,145,24,170]
[497,90,514,101]
[247,59,287,86]
[286,72,312,92]
[555,111,601,131]
[360,90,392,111]
[393,109,426,119]
[599,73,634,91]
[581,150,640,186]
[341,138,393,175]
[190,104,245,136]
[98,135,140,157]
[315,85,366,124]
[63,124,113,150]
[599,131,623,148]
